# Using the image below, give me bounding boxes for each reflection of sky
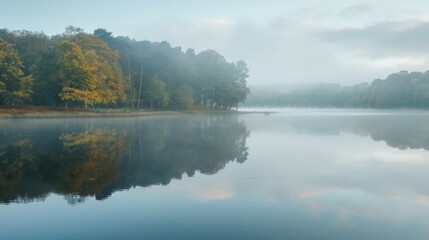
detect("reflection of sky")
[180,112,429,238]
[2,111,429,239]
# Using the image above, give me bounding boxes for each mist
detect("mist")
[3,1,429,239]
[2,0,429,87]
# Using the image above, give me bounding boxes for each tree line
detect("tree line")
[0,26,249,109]
[245,70,429,108]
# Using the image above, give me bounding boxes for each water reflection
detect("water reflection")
[246,112,429,151]
[0,115,249,204]
[2,111,429,239]
[238,111,429,238]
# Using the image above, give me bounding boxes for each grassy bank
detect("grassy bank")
[0,106,255,119]
[0,106,183,119]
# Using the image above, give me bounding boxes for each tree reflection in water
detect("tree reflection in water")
[0,115,249,204]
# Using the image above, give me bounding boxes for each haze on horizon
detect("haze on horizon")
[2,0,429,87]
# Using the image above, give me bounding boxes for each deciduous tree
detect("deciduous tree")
[0,38,33,105]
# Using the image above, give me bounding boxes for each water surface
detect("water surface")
[1,109,429,239]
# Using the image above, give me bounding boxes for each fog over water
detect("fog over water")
[1,110,429,239]
[2,1,429,238]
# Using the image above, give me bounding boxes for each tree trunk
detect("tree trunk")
[137,65,143,109]
[204,88,207,106]
[211,88,215,109]
[128,54,133,109]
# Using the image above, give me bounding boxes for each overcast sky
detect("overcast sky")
[2,0,429,86]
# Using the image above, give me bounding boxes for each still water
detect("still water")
[1,109,429,239]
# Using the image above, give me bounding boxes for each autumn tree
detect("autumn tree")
[2,27,251,109]
[0,38,33,105]
[70,33,127,105]
[54,40,97,108]
[94,28,137,108]
[33,29,127,108]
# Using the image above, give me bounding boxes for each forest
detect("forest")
[246,70,429,108]
[0,26,249,110]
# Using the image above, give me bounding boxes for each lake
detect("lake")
[1,109,429,239]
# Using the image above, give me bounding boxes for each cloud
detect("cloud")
[123,5,429,86]
[194,18,235,32]
[268,17,290,31]
[338,3,374,18]
[317,19,429,58]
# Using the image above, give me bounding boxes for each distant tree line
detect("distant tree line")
[245,70,429,108]
[0,26,249,109]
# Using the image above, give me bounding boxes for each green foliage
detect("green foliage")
[171,86,194,109]
[70,33,127,104]
[54,40,97,106]
[32,50,62,106]
[245,70,429,109]
[146,76,169,108]
[0,29,50,75]
[32,30,128,108]
[0,38,33,105]
[0,26,250,109]
[95,31,250,109]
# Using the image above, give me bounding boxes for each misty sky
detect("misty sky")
[2,0,429,86]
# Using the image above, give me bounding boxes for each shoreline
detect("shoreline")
[0,107,274,119]
[0,110,183,119]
